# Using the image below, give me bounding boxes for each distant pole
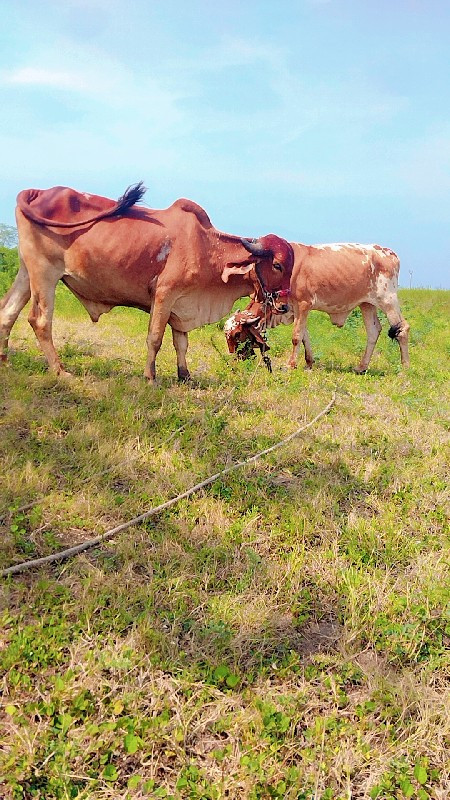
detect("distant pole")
[409,270,413,289]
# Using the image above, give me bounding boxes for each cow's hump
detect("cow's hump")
[172,198,213,229]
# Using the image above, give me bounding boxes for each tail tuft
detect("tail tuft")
[388,322,402,340]
[116,181,147,214]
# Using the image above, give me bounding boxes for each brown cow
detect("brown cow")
[0,183,293,383]
[267,242,410,372]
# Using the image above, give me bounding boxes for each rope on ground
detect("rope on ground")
[1,391,336,577]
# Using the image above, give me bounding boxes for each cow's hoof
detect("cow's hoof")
[58,369,73,379]
[354,365,367,374]
[177,368,191,383]
[288,362,298,370]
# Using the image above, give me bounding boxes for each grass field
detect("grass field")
[0,285,449,800]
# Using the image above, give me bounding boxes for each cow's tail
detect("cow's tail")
[388,322,402,340]
[386,251,402,342]
[115,181,147,214]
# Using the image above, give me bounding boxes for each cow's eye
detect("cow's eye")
[273,261,283,271]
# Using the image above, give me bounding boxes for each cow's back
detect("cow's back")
[16,187,117,227]
[290,242,399,313]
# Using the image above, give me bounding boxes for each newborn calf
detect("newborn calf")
[224,299,274,371]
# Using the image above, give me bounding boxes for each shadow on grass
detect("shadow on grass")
[7,342,236,388]
[316,361,388,377]
[6,336,392,386]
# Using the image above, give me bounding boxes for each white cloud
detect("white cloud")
[5,67,88,92]
[1,46,192,140]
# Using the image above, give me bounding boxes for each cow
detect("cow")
[0,183,294,383]
[265,242,410,373]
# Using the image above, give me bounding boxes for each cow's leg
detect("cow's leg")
[0,261,31,363]
[378,298,410,367]
[28,276,70,376]
[171,327,190,382]
[302,328,314,369]
[355,302,382,373]
[288,304,310,369]
[144,295,172,383]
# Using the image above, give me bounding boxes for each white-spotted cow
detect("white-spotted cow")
[270,242,410,372]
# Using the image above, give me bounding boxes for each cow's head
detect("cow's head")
[221,233,293,307]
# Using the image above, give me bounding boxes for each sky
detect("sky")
[0,0,449,288]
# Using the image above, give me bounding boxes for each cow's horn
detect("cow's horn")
[240,238,271,257]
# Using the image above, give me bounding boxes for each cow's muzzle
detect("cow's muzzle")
[266,288,290,313]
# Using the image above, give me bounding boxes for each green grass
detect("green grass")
[1,286,449,800]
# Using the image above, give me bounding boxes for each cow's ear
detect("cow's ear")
[221,260,254,283]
